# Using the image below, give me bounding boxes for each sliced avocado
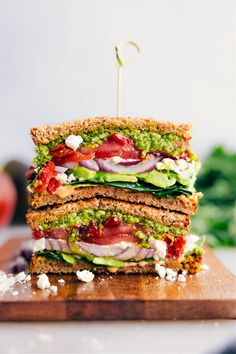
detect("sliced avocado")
[92,257,124,268]
[97,171,137,183]
[61,253,76,264]
[138,170,176,188]
[74,166,97,180]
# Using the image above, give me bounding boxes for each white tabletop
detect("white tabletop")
[0,227,235,354]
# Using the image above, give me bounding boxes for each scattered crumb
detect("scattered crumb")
[58,278,65,284]
[12,290,19,296]
[76,270,94,283]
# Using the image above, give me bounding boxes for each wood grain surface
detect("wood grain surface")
[0,237,235,321]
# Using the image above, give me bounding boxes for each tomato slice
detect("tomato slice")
[47,177,61,194]
[109,132,131,146]
[50,144,95,165]
[164,235,186,260]
[95,140,140,159]
[32,227,44,239]
[34,161,56,193]
[103,215,122,227]
[81,222,141,245]
[180,150,190,160]
[49,143,68,154]
[95,131,141,159]
[44,228,68,240]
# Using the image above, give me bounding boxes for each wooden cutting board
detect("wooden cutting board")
[0,237,236,321]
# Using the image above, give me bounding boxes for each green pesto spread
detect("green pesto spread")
[40,208,187,236]
[33,128,191,167]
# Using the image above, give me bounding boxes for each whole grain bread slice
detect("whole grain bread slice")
[29,185,201,215]
[30,253,202,274]
[30,116,192,145]
[26,197,190,230]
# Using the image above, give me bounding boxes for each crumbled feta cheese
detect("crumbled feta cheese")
[166,268,177,282]
[15,271,26,283]
[76,270,94,283]
[33,238,46,253]
[182,270,188,276]
[184,234,199,254]
[65,134,83,150]
[155,264,166,279]
[25,275,31,282]
[166,268,177,277]
[0,271,32,296]
[0,272,15,295]
[178,274,186,283]
[12,290,19,296]
[37,274,51,290]
[0,271,7,282]
[55,173,68,184]
[49,285,58,295]
[58,278,65,284]
[55,166,68,173]
[155,158,199,183]
[148,238,167,259]
[67,173,76,182]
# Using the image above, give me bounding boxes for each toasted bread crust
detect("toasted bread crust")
[30,254,202,274]
[29,186,201,214]
[26,197,190,230]
[30,116,192,145]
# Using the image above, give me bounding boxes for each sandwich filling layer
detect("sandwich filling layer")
[27,129,200,198]
[31,208,205,270]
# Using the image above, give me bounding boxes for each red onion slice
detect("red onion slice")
[77,242,128,257]
[96,157,160,174]
[62,162,79,169]
[44,239,157,261]
[79,159,99,171]
[45,239,71,253]
[118,160,141,166]
[55,166,68,173]
[115,245,142,260]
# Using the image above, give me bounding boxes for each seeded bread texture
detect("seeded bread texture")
[30,254,202,274]
[30,116,192,145]
[26,197,190,230]
[29,185,201,214]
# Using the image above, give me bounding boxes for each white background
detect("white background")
[0,0,235,165]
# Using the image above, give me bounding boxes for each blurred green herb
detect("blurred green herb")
[191,146,236,247]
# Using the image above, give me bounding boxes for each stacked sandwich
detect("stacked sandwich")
[26,117,204,274]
